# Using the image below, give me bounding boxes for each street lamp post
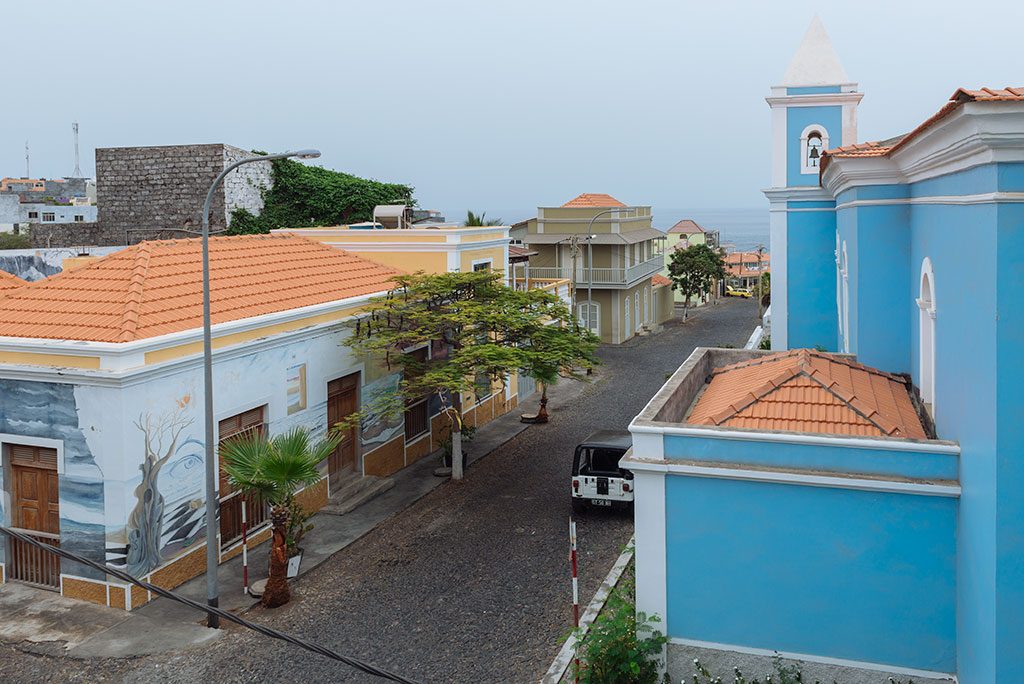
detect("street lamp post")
[201,149,320,628]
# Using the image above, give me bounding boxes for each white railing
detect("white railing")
[523,255,664,286]
[513,277,572,307]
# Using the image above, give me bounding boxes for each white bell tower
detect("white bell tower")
[764,17,862,350]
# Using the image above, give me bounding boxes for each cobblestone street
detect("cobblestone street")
[0,298,757,684]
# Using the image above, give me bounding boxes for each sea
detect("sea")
[440,207,771,253]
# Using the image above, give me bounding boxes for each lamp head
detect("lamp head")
[290,149,321,160]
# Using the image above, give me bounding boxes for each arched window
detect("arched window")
[800,125,830,175]
[643,287,650,324]
[841,241,849,353]
[917,258,936,413]
[624,295,631,338]
[835,232,843,341]
[577,301,600,334]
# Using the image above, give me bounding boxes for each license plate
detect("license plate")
[591,499,612,507]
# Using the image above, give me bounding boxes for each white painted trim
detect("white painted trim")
[799,123,829,175]
[841,241,850,353]
[765,92,863,108]
[633,471,667,641]
[470,257,494,272]
[619,461,961,497]
[919,257,937,412]
[836,192,1024,210]
[0,433,66,475]
[540,536,636,684]
[627,422,960,454]
[768,208,788,350]
[669,638,956,681]
[275,225,511,238]
[312,237,512,253]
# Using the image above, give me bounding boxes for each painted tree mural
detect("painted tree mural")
[126,396,193,577]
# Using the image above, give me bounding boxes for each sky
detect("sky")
[2,0,1021,221]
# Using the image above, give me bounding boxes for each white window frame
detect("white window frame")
[835,232,843,340]
[841,241,849,353]
[577,301,600,334]
[471,258,493,272]
[42,212,56,222]
[624,295,631,338]
[634,295,641,332]
[917,257,936,414]
[800,124,829,175]
[643,287,650,324]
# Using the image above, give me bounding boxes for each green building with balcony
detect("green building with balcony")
[516,193,669,343]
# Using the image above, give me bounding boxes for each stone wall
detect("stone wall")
[30,143,272,248]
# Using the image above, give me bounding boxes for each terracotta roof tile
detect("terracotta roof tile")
[651,274,672,287]
[686,349,927,440]
[822,86,1024,174]
[667,219,705,234]
[0,234,400,343]
[0,269,27,294]
[561,193,626,208]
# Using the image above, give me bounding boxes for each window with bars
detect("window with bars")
[218,406,268,547]
[403,346,430,442]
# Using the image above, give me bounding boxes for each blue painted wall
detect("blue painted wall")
[664,475,957,672]
[995,201,1024,682]
[662,434,958,481]
[786,105,842,187]
[786,207,838,349]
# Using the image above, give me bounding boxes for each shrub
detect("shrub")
[0,232,31,250]
[573,572,667,684]
[689,656,916,684]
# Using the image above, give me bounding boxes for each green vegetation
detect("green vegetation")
[464,210,502,226]
[343,270,599,481]
[690,656,917,684]
[219,427,341,608]
[573,568,668,684]
[668,244,727,320]
[0,233,31,250]
[228,157,414,234]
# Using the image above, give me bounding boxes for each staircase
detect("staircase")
[320,471,395,517]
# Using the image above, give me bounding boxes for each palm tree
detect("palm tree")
[465,210,502,226]
[220,427,340,608]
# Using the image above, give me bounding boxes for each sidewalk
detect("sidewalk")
[0,374,594,659]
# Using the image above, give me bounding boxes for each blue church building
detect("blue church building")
[628,17,1024,684]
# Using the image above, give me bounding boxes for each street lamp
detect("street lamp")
[583,207,632,333]
[201,149,320,628]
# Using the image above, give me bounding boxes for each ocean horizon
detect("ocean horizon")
[439,207,770,253]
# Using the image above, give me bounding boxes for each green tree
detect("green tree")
[0,233,31,250]
[344,270,598,481]
[219,427,340,608]
[227,157,414,234]
[667,243,727,320]
[464,210,502,226]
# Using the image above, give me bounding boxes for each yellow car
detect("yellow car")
[726,287,753,298]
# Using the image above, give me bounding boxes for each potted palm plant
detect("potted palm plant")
[220,427,340,608]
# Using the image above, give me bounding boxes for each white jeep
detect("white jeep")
[571,430,634,512]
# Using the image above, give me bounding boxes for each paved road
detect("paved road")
[0,298,757,684]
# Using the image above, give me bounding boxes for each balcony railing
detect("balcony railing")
[522,254,664,287]
[512,277,572,306]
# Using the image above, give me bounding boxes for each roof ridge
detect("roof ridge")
[118,243,152,342]
[709,348,804,376]
[708,365,803,425]
[799,367,901,436]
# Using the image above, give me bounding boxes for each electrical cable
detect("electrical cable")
[0,525,422,684]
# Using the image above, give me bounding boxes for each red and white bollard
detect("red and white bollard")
[569,517,580,683]
[241,497,249,595]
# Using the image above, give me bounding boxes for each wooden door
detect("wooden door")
[327,373,359,488]
[218,406,267,548]
[7,444,61,588]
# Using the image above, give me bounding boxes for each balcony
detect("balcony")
[512,277,572,307]
[520,254,664,287]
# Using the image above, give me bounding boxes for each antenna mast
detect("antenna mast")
[25,141,30,179]
[72,122,83,178]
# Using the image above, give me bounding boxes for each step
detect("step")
[320,474,395,517]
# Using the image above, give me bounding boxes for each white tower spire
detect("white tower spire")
[780,16,850,87]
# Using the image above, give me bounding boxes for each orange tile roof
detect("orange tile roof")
[561,193,626,208]
[667,219,705,235]
[651,274,672,287]
[822,86,1024,173]
[0,270,27,293]
[0,234,400,343]
[687,349,927,439]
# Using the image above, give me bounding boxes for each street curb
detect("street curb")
[539,535,635,684]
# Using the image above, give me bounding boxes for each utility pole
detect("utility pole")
[24,141,30,179]
[755,244,766,320]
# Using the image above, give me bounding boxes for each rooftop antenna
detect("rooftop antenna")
[72,122,83,178]
[25,141,30,179]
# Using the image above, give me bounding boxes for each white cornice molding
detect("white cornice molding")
[0,291,378,367]
[274,225,510,238]
[318,237,511,253]
[765,92,863,109]
[0,315,354,388]
[823,102,1024,196]
[762,186,835,205]
[836,192,1024,210]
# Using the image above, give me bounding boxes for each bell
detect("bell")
[809,147,820,165]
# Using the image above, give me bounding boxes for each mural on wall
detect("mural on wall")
[0,379,106,579]
[124,396,194,577]
[361,373,404,448]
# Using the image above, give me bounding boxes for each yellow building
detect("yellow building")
[660,219,723,304]
[515,193,670,344]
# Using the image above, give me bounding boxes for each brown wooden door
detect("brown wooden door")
[218,406,267,548]
[327,373,359,488]
[7,444,61,588]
